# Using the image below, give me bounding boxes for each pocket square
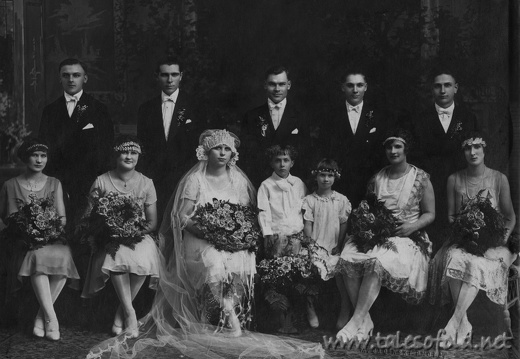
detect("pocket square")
[369,127,376,133]
[82,123,94,130]
[291,128,299,134]
[185,119,192,124]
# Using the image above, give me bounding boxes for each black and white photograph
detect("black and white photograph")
[0,1,518,358]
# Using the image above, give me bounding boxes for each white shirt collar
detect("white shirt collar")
[268,98,287,109]
[64,90,83,102]
[162,89,180,102]
[271,171,296,185]
[435,102,455,115]
[346,100,363,112]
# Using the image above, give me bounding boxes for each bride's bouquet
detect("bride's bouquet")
[194,198,261,253]
[79,189,148,259]
[350,192,430,256]
[2,193,66,251]
[449,190,507,256]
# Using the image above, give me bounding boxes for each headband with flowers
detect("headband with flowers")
[27,144,48,152]
[461,137,487,149]
[311,167,341,179]
[383,136,407,146]
[196,129,240,166]
[113,141,142,154]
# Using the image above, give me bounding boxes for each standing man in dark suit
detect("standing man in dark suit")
[137,57,199,222]
[39,58,114,223]
[241,65,309,187]
[412,69,478,251]
[326,71,387,208]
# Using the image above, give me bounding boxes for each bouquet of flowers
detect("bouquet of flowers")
[1,193,66,251]
[449,190,507,256]
[193,198,261,253]
[257,240,325,297]
[79,189,148,259]
[350,192,430,256]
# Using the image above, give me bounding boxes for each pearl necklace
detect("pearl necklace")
[25,175,43,192]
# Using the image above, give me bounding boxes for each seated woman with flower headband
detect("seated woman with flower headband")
[0,138,79,341]
[81,135,160,338]
[336,129,435,342]
[429,132,517,347]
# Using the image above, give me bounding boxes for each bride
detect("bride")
[86,129,326,359]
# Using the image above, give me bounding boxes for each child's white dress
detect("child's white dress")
[302,191,351,280]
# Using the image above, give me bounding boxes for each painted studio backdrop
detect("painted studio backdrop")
[0,0,518,350]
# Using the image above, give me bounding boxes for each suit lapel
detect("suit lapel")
[355,106,370,138]
[168,92,184,141]
[275,102,296,138]
[73,94,92,130]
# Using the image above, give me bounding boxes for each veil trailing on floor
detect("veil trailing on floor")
[85,159,327,359]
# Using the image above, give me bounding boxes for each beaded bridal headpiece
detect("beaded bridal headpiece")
[113,141,142,154]
[461,137,486,149]
[196,129,240,166]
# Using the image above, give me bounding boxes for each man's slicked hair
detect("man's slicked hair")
[155,57,183,74]
[58,58,88,74]
[264,65,289,81]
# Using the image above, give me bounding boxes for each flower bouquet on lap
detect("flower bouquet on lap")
[2,193,66,251]
[194,198,261,253]
[350,192,430,256]
[79,189,148,259]
[449,189,508,256]
[257,235,325,311]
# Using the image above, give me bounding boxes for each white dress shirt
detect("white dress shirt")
[162,89,179,140]
[346,100,363,134]
[257,172,307,236]
[268,98,287,130]
[64,90,83,118]
[435,102,455,133]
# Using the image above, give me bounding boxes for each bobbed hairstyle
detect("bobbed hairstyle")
[265,144,298,162]
[17,137,49,163]
[58,58,88,74]
[382,128,414,155]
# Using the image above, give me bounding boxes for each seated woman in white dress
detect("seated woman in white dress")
[430,132,517,345]
[336,129,435,342]
[81,135,160,338]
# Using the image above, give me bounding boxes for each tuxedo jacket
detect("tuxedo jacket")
[39,92,114,201]
[136,91,200,196]
[325,102,387,207]
[411,103,478,191]
[241,100,310,187]
[412,103,477,246]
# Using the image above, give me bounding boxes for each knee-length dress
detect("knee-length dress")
[81,172,160,298]
[0,177,79,294]
[337,165,432,304]
[432,168,517,305]
[302,191,351,280]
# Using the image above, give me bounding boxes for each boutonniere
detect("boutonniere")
[449,120,463,139]
[365,110,375,129]
[177,108,191,127]
[258,116,268,137]
[75,104,88,121]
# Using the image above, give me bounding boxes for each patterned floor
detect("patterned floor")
[0,326,515,359]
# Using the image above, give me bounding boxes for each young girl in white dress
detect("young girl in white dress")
[81,135,160,338]
[302,159,351,330]
[0,138,79,341]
